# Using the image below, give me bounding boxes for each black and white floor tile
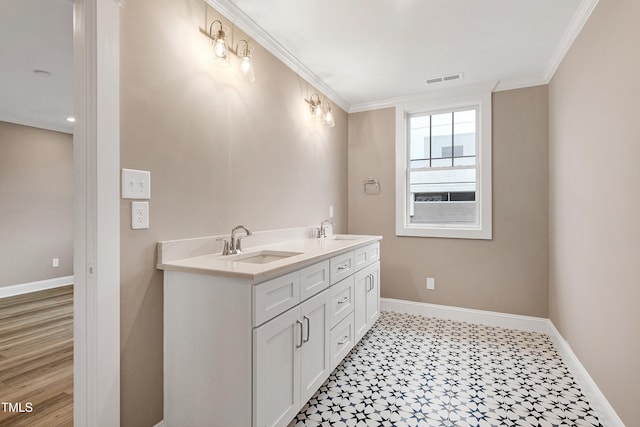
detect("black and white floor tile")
[291,311,602,427]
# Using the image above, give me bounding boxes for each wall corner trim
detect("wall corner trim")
[380,298,625,427]
[0,276,74,299]
[543,0,600,82]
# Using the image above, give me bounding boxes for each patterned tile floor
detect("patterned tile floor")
[291,311,603,427]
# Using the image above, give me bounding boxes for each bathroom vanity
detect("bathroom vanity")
[157,230,382,427]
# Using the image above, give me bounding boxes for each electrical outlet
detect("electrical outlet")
[131,201,149,229]
[122,168,151,199]
[52,258,59,268]
[426,277,435,290]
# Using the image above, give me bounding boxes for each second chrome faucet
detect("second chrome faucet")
[316,219,332,239]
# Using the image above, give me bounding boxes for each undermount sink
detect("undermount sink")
[226,250,302,265]
[331,235,361,241]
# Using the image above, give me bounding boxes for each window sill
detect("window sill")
[396,224,492,240]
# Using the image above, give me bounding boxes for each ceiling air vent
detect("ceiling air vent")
[425,73,464,85]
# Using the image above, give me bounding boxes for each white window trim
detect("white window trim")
[395,87,492,240]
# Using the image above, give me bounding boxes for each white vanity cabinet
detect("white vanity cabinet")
[354,261,380,342]
[163,238,381,427]
[253,289,331,427]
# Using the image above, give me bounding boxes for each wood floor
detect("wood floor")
[0,286,73,426]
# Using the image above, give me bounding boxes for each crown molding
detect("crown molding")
[543,0,600,82]
[493,76,548,92]
[0,113,73,134]
[205,0,350,113]
[349,81,497,113]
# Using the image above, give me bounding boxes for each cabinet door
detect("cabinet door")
[299,289,331,403]
[254,307,301,427]
[353,268,368,342]
[365,262,380,326]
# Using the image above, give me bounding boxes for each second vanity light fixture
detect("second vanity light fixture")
[305,93,335,128]
[207,19,255,82]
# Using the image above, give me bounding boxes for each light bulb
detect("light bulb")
[241,57,252,74]
[236,55,255,82]
[323,108,335,127]
[214,38,227,59]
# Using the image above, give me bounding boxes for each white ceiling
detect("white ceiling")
[0,0,73,133]
[0,0,597,131]
[212,0,597,112]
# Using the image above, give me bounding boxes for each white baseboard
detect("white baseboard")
[380,298,625,427]
[0,275,74,299]
[381,297,550,333]
[546,322,625,427]
[152,421,165,427]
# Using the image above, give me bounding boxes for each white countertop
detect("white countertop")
[157,234,381,282]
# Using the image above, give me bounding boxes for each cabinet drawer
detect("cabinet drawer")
[354,242,380,271]
[330,251,355,285]
[330,312,354,371]
[329,275,354,328]
[253,271,300,326]
[300,260,330,301]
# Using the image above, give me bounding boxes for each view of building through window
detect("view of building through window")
[408,108,478,224]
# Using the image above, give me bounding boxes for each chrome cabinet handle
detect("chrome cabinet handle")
[337,264,350,271]
[303,316,310,343]
[337,296,350,304]
[366,274,375,292]
[295,320,304,348]
[337,336,349,345]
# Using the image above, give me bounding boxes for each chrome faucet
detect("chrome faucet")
[316,219,332,239]
[219,225,252,255]
[230,225,251,254]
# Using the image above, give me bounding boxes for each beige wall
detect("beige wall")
[0,121,73,287]
[348,86,549,317]
[119,0,348,425]
[548,0,640,423]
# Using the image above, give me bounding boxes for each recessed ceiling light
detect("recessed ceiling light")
[66,117,76,123]
[33,69,53,77]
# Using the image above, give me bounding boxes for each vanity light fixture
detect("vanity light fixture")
[235,40,255,83]
[306,93,323,119]
[204,19,257,80]
[323,103,335,128]
[305,93,336,127]
[209,20,229,61]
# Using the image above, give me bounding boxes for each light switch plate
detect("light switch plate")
[132,201,149,229]
[122,168,151,199]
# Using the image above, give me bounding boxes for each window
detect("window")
[395,89,492,239]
